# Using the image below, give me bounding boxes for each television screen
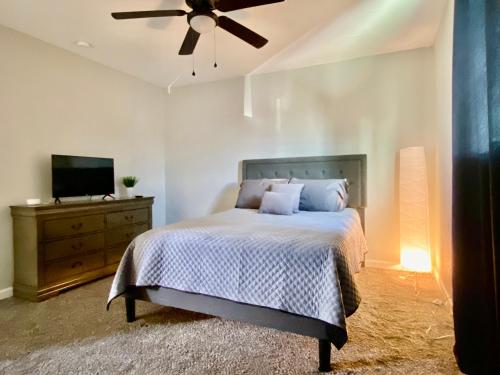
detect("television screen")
[52,155,114,198]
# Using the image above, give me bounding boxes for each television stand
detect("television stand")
[10,197,154,301]
[54,197,62,204]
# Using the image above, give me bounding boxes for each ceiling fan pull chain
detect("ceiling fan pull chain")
[214,29,218,68]
[192,53,196,77]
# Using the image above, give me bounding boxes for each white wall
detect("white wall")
[431,0,454,298]
[0,26,167,293]
[0,19,453,295]
[164,48,436,265]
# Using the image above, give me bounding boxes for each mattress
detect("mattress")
[108,208,368,335]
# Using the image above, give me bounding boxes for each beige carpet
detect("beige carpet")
[0,268,459,374]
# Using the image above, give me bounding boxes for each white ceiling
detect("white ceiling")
[0,0,446,88]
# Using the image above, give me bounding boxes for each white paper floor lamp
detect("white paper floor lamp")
[399,146,432,272]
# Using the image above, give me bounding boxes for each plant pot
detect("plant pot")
[126,187,134,198]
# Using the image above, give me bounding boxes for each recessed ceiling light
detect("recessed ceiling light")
[75,40,93,48]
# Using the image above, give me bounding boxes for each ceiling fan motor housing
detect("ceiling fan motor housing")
[186,0,216,12]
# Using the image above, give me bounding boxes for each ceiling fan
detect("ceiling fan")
[112,0,285,56]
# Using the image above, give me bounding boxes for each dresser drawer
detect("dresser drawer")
[45,252,105,284]
[106,208,148,228]
[44,233,105,261]
[44,214,105,239]
[106,224,149,247]
[106,245,127,265]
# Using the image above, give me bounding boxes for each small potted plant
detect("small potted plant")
[122,176,139,198]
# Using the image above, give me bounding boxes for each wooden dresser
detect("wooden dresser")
[10,197,154,301]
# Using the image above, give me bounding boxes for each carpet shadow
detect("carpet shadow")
[136,306,214,325]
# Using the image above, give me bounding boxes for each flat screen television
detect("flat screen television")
[52,155,114,199]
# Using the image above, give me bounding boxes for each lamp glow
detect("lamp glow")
[401,247,432,273]
[399,147,431,273]
[190,15,216,34]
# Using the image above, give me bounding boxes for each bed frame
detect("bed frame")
[123,154,367,372]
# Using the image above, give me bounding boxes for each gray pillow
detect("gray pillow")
[258,192,294,215]
[235,179,288,209]
[290,178,349,212]
[271,183,304,213]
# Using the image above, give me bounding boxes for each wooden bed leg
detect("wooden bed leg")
[125,297,136,323]
[318,339,332,372]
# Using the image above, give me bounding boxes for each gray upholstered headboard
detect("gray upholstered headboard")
[242,155,367,229]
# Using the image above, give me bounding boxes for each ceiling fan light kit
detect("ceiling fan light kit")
[112,0,285,72]
[189,13,217,34]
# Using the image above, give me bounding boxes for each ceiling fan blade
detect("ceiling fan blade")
[111,10,187,20]
[179,27,201,55]
[215,0,284,12]
[218,16,268,49]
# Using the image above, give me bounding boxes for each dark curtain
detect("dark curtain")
[452,0,500,374]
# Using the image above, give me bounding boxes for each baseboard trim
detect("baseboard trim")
[433,269,453,312]
[365,259,402,270]
[0,287,13,300]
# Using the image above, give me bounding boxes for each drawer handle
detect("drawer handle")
[125,232,134,239]
[71,261,83,269]
[71,223,83,231]
[125,215,134,222]
[71,242,84,251]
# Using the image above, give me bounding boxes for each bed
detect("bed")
[107,155,368,372]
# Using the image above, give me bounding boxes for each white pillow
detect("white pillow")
[271,183,304,213]
[258,192,294,215]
